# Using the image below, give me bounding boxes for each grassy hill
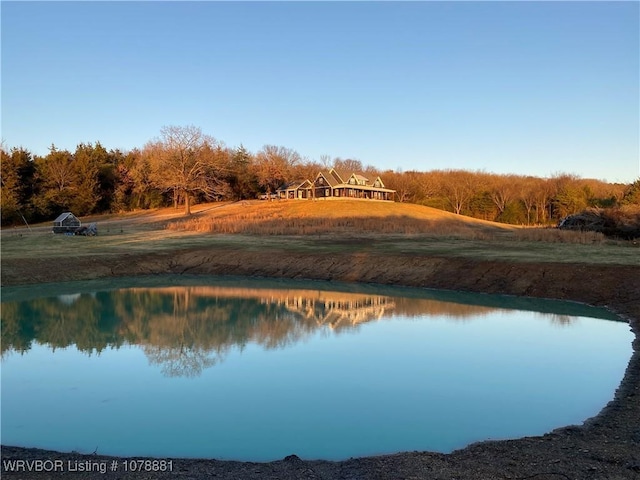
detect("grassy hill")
[166,199,516,237]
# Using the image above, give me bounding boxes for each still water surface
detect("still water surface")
[1,276,633,461]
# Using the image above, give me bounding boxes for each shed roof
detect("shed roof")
[54,212,77,223]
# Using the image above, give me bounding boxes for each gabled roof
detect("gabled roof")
[53,212,77,223]
[345,173,369,185]
[279,171,395,195]
[316,171,340,187]
[372,176,386,188]
[322,169,375,187]
[279,179,312,191]
[329,168,348,184]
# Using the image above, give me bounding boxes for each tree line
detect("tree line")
[2,125,638,226]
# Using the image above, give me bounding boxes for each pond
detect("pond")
[1,276,633,461]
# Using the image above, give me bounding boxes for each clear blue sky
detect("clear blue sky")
[2,1,638,183]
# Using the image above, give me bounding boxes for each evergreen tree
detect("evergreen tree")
[0,147,37,225]
[227,145,259,200]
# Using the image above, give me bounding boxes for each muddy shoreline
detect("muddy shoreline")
[2,248,639,479]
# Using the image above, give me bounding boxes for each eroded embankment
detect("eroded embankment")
[1,248,639,480]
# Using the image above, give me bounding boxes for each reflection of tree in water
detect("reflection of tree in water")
[548,314,576,326]
[2,285,586,376]
[143,344,224,378]
[1,302,33,357]
[1,291,124,357]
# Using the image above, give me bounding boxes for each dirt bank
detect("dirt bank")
[2,247,639,480]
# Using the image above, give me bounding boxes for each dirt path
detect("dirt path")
[2,246,639,479]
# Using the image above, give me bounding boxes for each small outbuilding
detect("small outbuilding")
[53,212,81,234]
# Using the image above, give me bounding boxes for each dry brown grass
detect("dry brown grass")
[166,200,512,239]
[3,200,638,268]
[514,227,607,244]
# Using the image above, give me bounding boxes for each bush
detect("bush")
[558,206,640,239]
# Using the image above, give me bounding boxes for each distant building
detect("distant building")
[277,169,395,201]
[52,212,81,234]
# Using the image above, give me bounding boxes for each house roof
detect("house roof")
[345,173,369,185]
[281,170,395,194]
[279,179,312,191]
[316,171,340,187]
[372,176,386,188]
[329,169,348,184]
[319,169,377,187]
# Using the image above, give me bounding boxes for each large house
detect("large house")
[277,169,395,201]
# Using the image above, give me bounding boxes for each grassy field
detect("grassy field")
[2,200,638,265]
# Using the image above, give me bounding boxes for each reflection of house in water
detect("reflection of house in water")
[57,293,82,305]
[277,294,397,331]
[127,286,398,330]
[2,285,590,379]
[126,285,502,331]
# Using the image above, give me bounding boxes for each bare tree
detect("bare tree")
[488,174,518,216]
[292,159,322,183]
[253,145,301,195]
[384,170,421,203]
[333,157,363,173]
[441,170,476,215]
[319,154,333,169]
[519,176,539,225]
[534,177,554,223]
[39,146,75,193]
[144,125,229,215]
